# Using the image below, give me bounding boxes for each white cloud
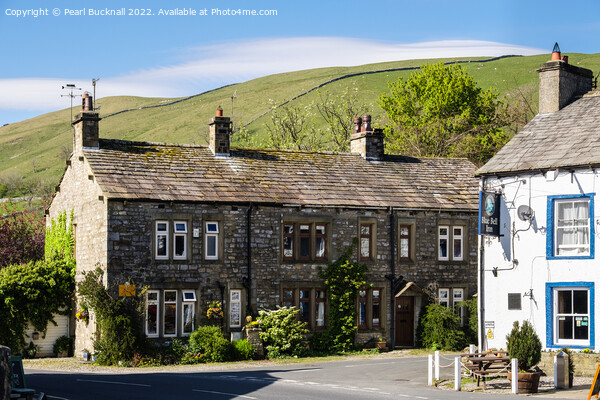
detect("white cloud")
[0,37,545,123]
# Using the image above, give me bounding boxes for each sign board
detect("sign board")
[487,329,494,339]
[119,284,136,297]
[484,321,495,329]
[10,356,26,389]
[479,192,501,236]
[587,364,600,400]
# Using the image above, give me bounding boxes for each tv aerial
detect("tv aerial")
[61,84,82,125]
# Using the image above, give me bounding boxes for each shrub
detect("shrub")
[231,339,255,361]
[417,303,467,351]
[188,325,231,363]
[258,307,308,358]
[53,335,72,355]
[506,320,541,371]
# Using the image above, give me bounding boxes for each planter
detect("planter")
[376,341,387,350]
[509,372,541,393]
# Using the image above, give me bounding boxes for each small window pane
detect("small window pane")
[206,222,218,233]
[175,235,186,257]
[175,222,187,232]
[558,291,572,314]
[300,224,310,233]
[157,223,167,232]
[165,290,177,302]
[147,292,158,301]
[400,226,409,236]
[400,238,409,258]
[316,237,325,258]
[573,290,588,314]
[284,225,294,234]
[183,291,196,301]
[300,237,310,257]
[316,225,326,235]
[360,237,370,258]
[206,236,217,257]
[439,239,448,258]
[361,225,370,235]
[439,227,448,236]
[183,303,195,334]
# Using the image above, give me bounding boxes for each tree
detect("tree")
[265,100,322,151]
[315,87,369,152]
[0,202,45,268]
[378,62,509,165]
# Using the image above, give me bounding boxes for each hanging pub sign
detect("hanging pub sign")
[479,191,501,236]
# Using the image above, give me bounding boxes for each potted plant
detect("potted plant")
[53,335,71,357]
[376,337,387,351]
[560,347,575,388]
[506,320,542,393]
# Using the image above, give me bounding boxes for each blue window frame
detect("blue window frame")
[546,194,595,260]
[545,282,595,349]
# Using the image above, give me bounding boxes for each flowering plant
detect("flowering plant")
[206,301,223,319]
[75,307,89,322]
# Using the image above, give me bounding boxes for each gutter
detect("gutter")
[244,203,254,316]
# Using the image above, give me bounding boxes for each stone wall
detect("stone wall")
[539,351,600,377]
[49,152,107,354]
[103,200,478,345]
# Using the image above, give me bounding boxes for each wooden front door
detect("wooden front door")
[395,296,415,347]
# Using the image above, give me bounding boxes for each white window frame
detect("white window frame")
[155,221,169,260]
[173,221,188,260]
[452,227,464,261]
[554,198,591,256]
[553,287,590,346]
[438,226,449,261]
[182,290,196,336]
[439,288,450,308]
[163,290,178,337]
[146,290,160,337]
[205,221,219,260]
[229,289,242,328]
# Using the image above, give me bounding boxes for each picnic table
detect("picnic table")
[461,351,511,388]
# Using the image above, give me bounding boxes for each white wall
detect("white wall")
[480,169,599,351]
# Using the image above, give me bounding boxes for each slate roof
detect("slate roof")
[83,139,478,210]
[477,91,600,176]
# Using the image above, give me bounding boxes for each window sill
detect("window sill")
[547,255,594,260]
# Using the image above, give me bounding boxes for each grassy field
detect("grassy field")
[1,53,599,194]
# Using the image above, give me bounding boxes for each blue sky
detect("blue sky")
[1,0,599,125]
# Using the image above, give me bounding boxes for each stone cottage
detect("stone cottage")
[49,96,479,354]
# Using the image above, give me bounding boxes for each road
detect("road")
[24,355,569,400]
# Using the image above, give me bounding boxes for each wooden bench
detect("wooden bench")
[461,351,511,388]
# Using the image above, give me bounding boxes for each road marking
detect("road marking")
[46,396,70,400]
[192,389,257,399]
[344,361,398,368]
[415,397,428,399]
[76,378,151,387]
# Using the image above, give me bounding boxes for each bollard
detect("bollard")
[435,351,440,380]
[511,358,518,394]
[428,354,433,386]
[454,356,461,391]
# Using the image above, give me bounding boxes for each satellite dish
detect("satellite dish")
[517,205,534,221]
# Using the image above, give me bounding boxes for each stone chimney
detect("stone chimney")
[538,43,593,114]
[350,115,384,160]
[209,106,232,156]
[73,93,100,154]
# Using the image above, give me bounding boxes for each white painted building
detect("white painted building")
[477,48,599,351]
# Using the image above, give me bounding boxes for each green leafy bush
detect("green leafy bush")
[53,335,72,355]
[0,259,74,352]
[258,307,308,358]
[188,325,231,363]
[416,303,467,351]
[506,320,541,371]
[231,339,255,361]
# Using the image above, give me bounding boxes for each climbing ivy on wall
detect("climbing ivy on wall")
[45,210,75,266]
[318,241,369,352]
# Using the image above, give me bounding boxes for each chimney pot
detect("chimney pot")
[216,106,223,117]
[551,42,561,60]
[362,115,372,132]
[82,93,93,111]
[353,117,362,133]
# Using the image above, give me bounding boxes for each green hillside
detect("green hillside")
[1,53,599,196]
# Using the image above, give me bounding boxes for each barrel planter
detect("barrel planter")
[509,372,540,393]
